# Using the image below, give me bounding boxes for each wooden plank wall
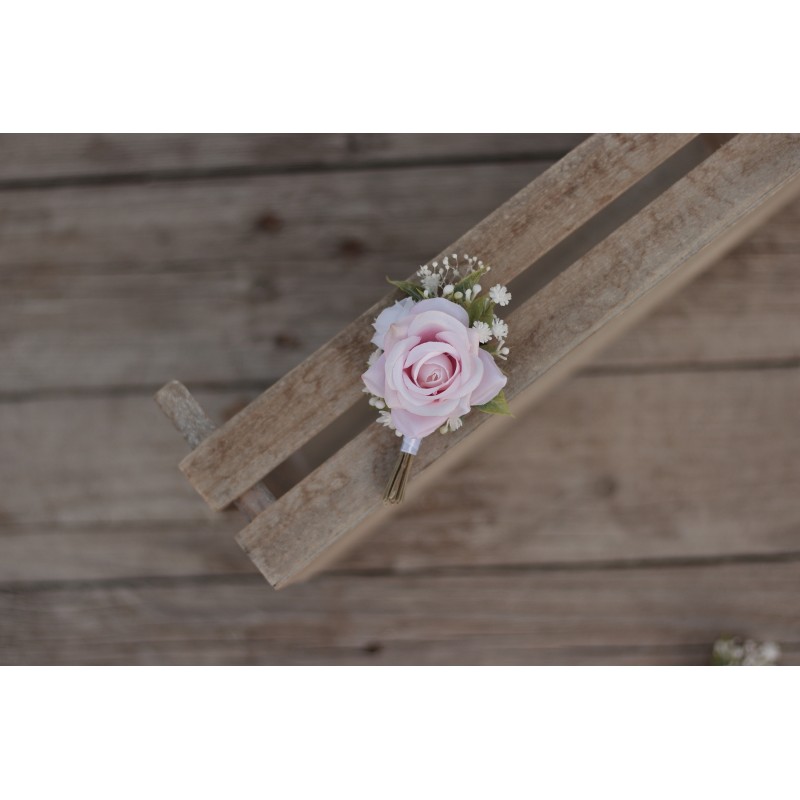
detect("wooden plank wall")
[1,133,798,665]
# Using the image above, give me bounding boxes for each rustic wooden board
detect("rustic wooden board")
[0,134,588,182]
[0,160,550,394]
[181,133,698,510]
[2,369,798,580]
[2,561,799,665]
[234,134,800,587]
[2,195,799,399]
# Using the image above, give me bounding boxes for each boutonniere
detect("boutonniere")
[362,254,512,503]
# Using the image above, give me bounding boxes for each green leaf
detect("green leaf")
[468,296,495,326]
[477,389,512,416]
[386,277,424,301]
[454,266,488,294]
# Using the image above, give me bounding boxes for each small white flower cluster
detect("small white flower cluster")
[471,312,511,360]
[364,391,403,436]
[416,253,486,300]
[368,402,402,437]
[439,416,463,435]
[712,637,781,666]
[489,284,512,306]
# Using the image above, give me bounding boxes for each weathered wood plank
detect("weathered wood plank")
[236,134,800,587]
[2,199,799,398]
[598,249,800,367]
[181,133,698,510]
[1,561,798,664]
[0,162,551,271]
[2,369,798,580]
[154,381,274,519]
[0,160,551,394]
[0,390,239,525]
[0,134,588,182]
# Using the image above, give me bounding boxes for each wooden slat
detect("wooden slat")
[181,133,698,510]
[154,381,274,519]
[598,249,800,367]
[2,368,798,582]
[2,561,799,665]
[237,133,800,588]
[0,133,588,182]
[3,187,799,396]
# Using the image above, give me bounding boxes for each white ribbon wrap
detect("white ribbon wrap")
[400,436,421,456]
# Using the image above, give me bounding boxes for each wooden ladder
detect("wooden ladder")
[156,133,800,589]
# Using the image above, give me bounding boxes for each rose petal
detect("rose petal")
[407,297,469,327]
[371,297,416,349]
[382,320,412,355]
[470,348,508,406]
[361,353,387,397]
[391,407,450,439]
[404,340,458,368]
[415,353,454,387]
[406,309,467,345]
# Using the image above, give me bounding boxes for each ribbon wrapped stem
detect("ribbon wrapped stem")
[383,436,421,504]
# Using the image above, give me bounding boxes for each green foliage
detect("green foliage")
[386,277,425,301]
[477,389,512,416]
[467,296,495,326]
[454,266,488,294]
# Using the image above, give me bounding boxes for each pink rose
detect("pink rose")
[362,297,507,439]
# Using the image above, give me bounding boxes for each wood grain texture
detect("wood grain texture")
[180,133,698,510]
[154,381,274,519]
[1,369,798,583]
[0,160,550,394]
[0,133,588,182]
[2,132,798,665]
[2,193,799,400]
[2,561,799,665]
[237,134,800,587]
[5,148,799,397]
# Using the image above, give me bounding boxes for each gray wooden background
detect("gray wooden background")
[1,133,798,665]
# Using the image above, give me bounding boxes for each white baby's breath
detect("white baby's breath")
[439,416,463,434]
[491,316,508,339]
[489,284,512,306]
[377,410,394,429]
[421,272,441,293]
[472,320,492,343]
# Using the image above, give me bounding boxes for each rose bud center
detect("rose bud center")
[413,352,456,390]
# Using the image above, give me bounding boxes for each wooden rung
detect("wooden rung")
[154,381,275,520]
[179,133,699,511]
